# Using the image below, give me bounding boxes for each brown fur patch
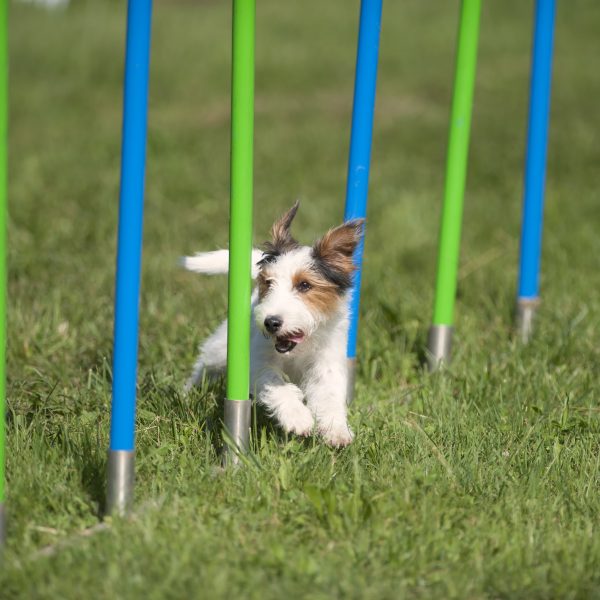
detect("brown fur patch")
[292,269,343,315]
[256,272,273,300]
[311,219,365,291]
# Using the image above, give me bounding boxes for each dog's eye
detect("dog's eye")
[265,279,275,288]
[296,281,312,293]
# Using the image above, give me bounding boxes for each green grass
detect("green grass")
[2,0,600,597]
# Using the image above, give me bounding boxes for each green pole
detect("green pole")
[0,0,7,545]
[427,0,481,369]
[224,0,254,461]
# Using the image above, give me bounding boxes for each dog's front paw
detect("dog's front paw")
[273,384,314,437]
[284,408,314,437]
[320,423,354,447]
[259,383,314,436]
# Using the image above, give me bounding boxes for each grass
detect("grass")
[2,0,600,597]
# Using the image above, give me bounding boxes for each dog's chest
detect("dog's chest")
[279,353,311,386]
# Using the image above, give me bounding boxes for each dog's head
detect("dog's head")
[254,201,364,354]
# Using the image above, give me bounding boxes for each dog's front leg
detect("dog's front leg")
[254,372,314,437]
[304,360,353,447]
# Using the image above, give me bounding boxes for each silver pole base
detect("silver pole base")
[223,399,251,466]
[106,450,135,516]
[0,502,5,547]
[346,357,356,406]
[516,298,539,343]
[426,325,453,371]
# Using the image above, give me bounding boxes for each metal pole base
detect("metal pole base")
[0,502,5,547]
[516,298,539,343]
[346,357,356,406]
[223,399,251,466]
[106,450,135,517]
[426,325,453,371]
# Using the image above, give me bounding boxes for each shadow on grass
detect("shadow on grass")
[167,374,315,457]
[74,430,107,516]
[138,371,297,460]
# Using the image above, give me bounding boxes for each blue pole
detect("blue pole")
[107,0,153,515]
[343,0,383,403]
[516,0,556,341]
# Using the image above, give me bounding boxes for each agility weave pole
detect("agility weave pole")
[0,0,7,546]
[344,0,382,404]
[426,0,481,370]
[223,0,255,463]
[106,0,153,516]
[516,0,556,342]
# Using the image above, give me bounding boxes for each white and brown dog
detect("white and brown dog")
[182,202,364,447]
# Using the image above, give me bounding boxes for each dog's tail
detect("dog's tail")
[181,249,264,279]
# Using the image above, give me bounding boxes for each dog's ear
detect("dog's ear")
[268,201,300,253]
[313,219,364,268]
[312,219,364,288]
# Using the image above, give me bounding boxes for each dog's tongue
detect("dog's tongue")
[275,333,305,354]
[275,339,297,354]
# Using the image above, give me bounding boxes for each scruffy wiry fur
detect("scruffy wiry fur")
[182,202,364,446]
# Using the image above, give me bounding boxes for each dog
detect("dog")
[182,202,364,447]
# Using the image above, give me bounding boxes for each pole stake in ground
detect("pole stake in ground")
[344,0,383,404]
[0,0,8,547]
[427,0,481,371]
[223,0,255,465]
[516,0,556,343]
[106,0,153,515]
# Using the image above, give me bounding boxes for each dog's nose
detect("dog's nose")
[264,316,283,333]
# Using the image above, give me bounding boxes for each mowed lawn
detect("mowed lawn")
[2,0,600,597]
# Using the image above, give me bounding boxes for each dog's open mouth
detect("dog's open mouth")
[274,331,305,354]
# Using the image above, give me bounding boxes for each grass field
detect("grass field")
[2,0,600,597]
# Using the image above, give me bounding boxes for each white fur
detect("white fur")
[183,247,353,447]
[181,249,264,278]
